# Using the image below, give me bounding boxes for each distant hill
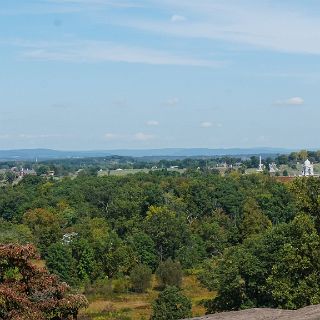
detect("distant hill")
[0,148,293,161]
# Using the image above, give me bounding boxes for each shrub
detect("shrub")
[130,264,152,293]
[156,259,182,289]
[151,286,192,320]
[85,278,113,298]
[113,277,130,293]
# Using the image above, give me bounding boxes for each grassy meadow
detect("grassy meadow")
[80,275,214,320]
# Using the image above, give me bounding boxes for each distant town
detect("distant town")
[0,149,319,185]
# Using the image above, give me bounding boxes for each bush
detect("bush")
[156,259,182,289]
[130,264,152,293]
[151,286,192,320]
[113,277,130,293]
[85,278,113,297]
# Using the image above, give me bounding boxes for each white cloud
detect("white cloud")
[171,14,187,23]
[134,132,154,141]
[117,1,320,55]
[46,0,144,8]
[104,132,155,141]
[18,134,63,139]
[146,120,159,126]
[166,97,180,106]
[200,121,223,128]
[200,121,212,128]
[276,97,304,106]
[13,39,222,67]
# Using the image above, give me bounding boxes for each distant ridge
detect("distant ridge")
[0,148,294,161]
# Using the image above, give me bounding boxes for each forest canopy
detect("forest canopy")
[0,168,320,317]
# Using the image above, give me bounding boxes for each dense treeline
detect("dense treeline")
[1,169,320,315]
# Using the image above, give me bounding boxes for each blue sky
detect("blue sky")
[0,0,319,150]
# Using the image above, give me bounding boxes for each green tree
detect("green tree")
[46,242,77,285]
[144,206,191,261]
[151,286,192,320]
[266,214,320,309]
[202,214,320,312]
[156,259,182,289]
[23,208,62,254]
[195,209,237,256]
[130,264,152,293]
[290,177,320,230]
[126,232,158,270]
[72,238,96,282]
[239,198,272,240]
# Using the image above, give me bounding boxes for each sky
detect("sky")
[0,0,320,150]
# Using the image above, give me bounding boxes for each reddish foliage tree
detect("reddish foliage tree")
[0,244,88,320]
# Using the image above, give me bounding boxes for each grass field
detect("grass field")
[98,168,186,177]
[80,275,214,320]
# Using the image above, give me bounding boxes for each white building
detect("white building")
[302,159,314,176]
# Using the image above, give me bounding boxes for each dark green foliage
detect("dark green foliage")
[46,242,77,285]
[266,214,320,309]
[194,209,238,256]
[130,264,152,293]
[71,239,96,281]
[202,214,320,312]
[126,232,158,270]
[175,235,206,268]
[151,286,192,320]
[156,259,183,289]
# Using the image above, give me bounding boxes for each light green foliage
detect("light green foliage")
[290,177,320,230]
[104,243,136,277]
[144,206,191,261]
[151,286,192,320]
[112,277,130,294]
[23,208,62,254]
[239,198,272,240]
[0,220,34,244]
